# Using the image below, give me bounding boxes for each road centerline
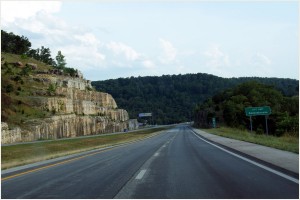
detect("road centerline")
[135,169,147,180]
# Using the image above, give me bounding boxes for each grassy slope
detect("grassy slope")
[2,126,172,169]
[201,127,299,153]
[1,53,54,128]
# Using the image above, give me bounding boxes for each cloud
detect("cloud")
[106,42,140,61]
[251,53,272,67]
[1,1,61,24]
[74,33,101,46]
[204,45,230,68]
[59,44,106,70]
[2,5,106,72]
[2,1,155,75]
[159,38,177,64]
[142,60,155,69]
[104,41,159,71]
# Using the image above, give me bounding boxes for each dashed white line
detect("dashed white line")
[154,152,160,157]
[135,169,147,180]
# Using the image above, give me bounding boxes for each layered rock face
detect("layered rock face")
[1,122,22,144]
[2,75,138,144]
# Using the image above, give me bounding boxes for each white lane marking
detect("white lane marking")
[135,169,147,180]
[192,131,299,184]
[154,152,160,157]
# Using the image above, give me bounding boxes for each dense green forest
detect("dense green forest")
[194,81,299,136]
[92,74,298,125]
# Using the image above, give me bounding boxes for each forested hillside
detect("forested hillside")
[194,81,299,136]
[92,74,298,124]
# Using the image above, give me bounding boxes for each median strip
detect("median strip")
[2,126,172,170]
[2,127,174,181]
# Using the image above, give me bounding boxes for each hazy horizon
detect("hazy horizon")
[91,72,299,82]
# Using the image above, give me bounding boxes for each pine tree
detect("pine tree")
[55,51,67,69]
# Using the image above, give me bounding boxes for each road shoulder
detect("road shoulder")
[192,128,299,175]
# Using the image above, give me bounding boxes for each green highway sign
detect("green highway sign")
[245,106,271,116]
[138,113,152,117]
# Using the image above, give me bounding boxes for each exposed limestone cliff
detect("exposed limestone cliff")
[1,73,138,144]
[1,122,22,144]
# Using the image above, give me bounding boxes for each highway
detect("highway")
[1,125,298,198]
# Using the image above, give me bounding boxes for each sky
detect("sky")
[1,0,299,81]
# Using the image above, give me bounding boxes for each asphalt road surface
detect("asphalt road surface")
[2,125,298,198]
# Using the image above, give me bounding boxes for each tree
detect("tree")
[1,30,31,54]
[92,75,298,125]
[55,51,67,69]
[193,81,299,136]
[26,49,39,60]
[26,46,55,65]
[40,46,55,65]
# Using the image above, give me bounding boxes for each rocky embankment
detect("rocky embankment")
[2,73,138,144]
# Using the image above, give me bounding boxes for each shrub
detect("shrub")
[47,83,57,95]
[20,66,32,76]
[256,125,264,135]
[13,76,22,83]
[21,54,28,59]
[5,84,14,93]
[51,108,56,115]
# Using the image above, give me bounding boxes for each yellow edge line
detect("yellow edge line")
[1,149,109,181]
[1,130,165,181]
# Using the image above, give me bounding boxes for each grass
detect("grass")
[1,53,54,127]
[1,126,172,169]
[1,52,53,71]
[201,127,299,153]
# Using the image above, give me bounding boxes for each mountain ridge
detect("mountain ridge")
[92,73,298,124]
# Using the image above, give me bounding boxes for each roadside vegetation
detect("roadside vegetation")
[194,81,298,137]
[194,81,298,153]
[1,53,54,128]
[2,126,172,169]
[201,127,298,153]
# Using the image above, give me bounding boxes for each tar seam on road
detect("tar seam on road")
[191,130,299,184]
[2,131,165,181]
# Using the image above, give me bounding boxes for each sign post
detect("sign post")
[212,117,216,128]
[138,113,152,126]
[250,116,253,132]
[265,115,269,135]
[245,106,271,134]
